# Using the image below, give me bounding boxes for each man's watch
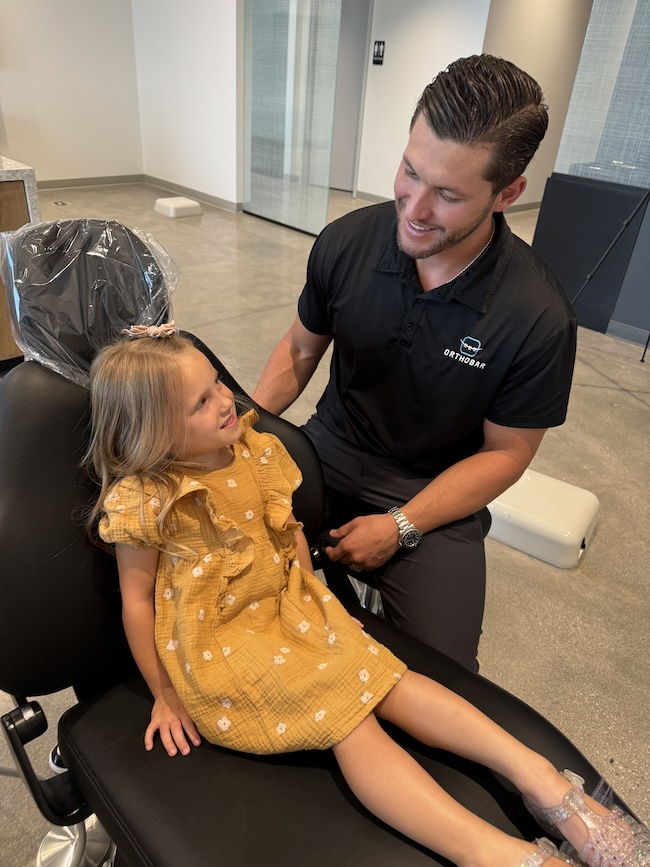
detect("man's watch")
[388,506,423,549]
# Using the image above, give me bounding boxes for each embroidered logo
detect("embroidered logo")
[459,336,482,357]
[443,335,486,369]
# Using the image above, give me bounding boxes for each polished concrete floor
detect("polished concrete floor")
[1,184,648,866]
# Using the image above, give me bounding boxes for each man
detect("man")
[252,54,576,671]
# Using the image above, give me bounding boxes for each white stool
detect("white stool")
[154,196,202,218]
[487,469,599,569]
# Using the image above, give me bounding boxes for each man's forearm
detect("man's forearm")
[401,427,545,533]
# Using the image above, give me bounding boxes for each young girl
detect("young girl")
[86,326,648,867]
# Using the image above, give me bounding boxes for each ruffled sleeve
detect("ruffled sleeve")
[98,477,163,549]
[238,411,303,549]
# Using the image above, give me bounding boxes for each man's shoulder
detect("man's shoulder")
[504,232,575,318]
[322,200,394,239]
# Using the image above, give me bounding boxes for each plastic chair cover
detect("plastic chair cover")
[0,218,179,387]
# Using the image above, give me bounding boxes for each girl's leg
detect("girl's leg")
[332,713,565,867]
[375,671,610,855]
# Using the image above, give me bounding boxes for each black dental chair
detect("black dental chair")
[0,220,637,867]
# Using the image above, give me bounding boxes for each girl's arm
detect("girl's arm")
[292,517,364,629]
[115,543,201,756]
[292,515,315,574]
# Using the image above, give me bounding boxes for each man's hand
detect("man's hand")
[145,685,201,757]
[325,513,400,571]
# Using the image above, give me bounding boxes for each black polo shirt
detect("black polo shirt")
[298,201,577,476]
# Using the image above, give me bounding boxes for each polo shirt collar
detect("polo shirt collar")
[375,210,513,313]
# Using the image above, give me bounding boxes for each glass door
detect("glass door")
[243,0,342,235]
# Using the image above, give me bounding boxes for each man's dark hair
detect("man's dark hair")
[411,54,549,192]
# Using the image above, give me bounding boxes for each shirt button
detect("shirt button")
[405,322,414,331]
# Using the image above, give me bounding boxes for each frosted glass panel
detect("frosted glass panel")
[243,0,342,235]
[555,0,650,188]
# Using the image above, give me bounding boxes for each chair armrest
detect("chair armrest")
[1,701,92,826]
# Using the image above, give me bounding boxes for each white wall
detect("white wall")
[356,0,490,201]
[131,0,240,206]
[0,0,142,181]
[483,0,594,206]
[330,0,372,192]
[0,0,591,210]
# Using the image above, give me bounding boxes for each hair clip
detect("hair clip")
[121,321,176,339]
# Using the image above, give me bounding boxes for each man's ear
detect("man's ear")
[493,176,527,212]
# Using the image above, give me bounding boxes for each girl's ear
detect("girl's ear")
[493,176,527,212]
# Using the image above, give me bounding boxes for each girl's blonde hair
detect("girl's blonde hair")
[85,334,198,552]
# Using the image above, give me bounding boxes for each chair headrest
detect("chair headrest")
[0,218,179,387]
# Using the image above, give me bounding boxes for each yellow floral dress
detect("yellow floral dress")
[99,411,407,754]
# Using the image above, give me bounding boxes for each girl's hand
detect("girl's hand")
[145,686,202,757]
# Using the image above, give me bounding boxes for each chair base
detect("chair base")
[37,815,113,867]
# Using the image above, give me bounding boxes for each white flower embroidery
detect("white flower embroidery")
[367,645,379,656]
[217,717,231,731]
[190,480,199,486]
[248,601,259,611]
[303,594,312,602]
[260,457,268,465]
[192,566,204,578]
[225,593,236,606]
[245,510,254,520]
[281,497,289,505]
[148,496,161,509]
[198,609,205,621]
[298,620,311,634]
[327,632,337,645]
[294,479,300,489]
[202,650,213,661]
[358,668,370,683]
[169,522,177,533]
[162,587,174,600]
[227,479,237,488]
[170,556,180,567]
[203,553,212,563]
[314,709,326,721]
[273,655,286,665]
[241,449,250,458]
[316,662,328,670]
[185,662,191,673]
[222,646,231,657]
[360,691,374,704]
[106,491,120,503]
[264,447,273,456]
[276,722,287,735]
[279,647,291,654]
[115,504,126,513]
[166,640,178,652]
[272,553,280,564]
[394,671,402,680]
[322,594,332,603]
[221,697,232,709]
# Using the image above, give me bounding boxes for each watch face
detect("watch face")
[400,528,422,549]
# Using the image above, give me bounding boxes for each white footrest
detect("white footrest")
[154,196,202,217]
[487,469,599,568]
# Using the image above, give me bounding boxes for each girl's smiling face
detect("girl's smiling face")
[174,348,241,469]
